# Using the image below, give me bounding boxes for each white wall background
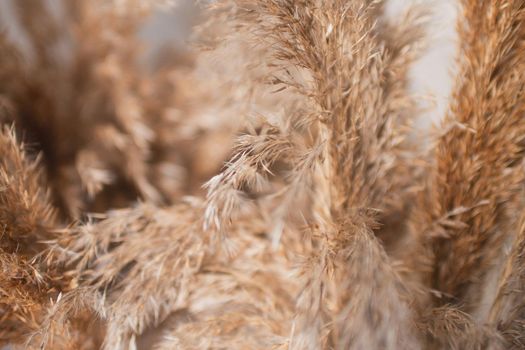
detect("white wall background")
[386,0,459,131]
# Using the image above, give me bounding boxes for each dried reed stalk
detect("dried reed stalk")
[0,125,61,344]
[407,0,525,309]
[488,212,525,348]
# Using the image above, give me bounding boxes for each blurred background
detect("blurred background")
[387,0,458,131]
[0,0,458,129]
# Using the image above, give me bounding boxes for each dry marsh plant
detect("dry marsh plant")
[1,0,525,349]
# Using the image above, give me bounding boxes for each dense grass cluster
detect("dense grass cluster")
[1,0,525,349]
